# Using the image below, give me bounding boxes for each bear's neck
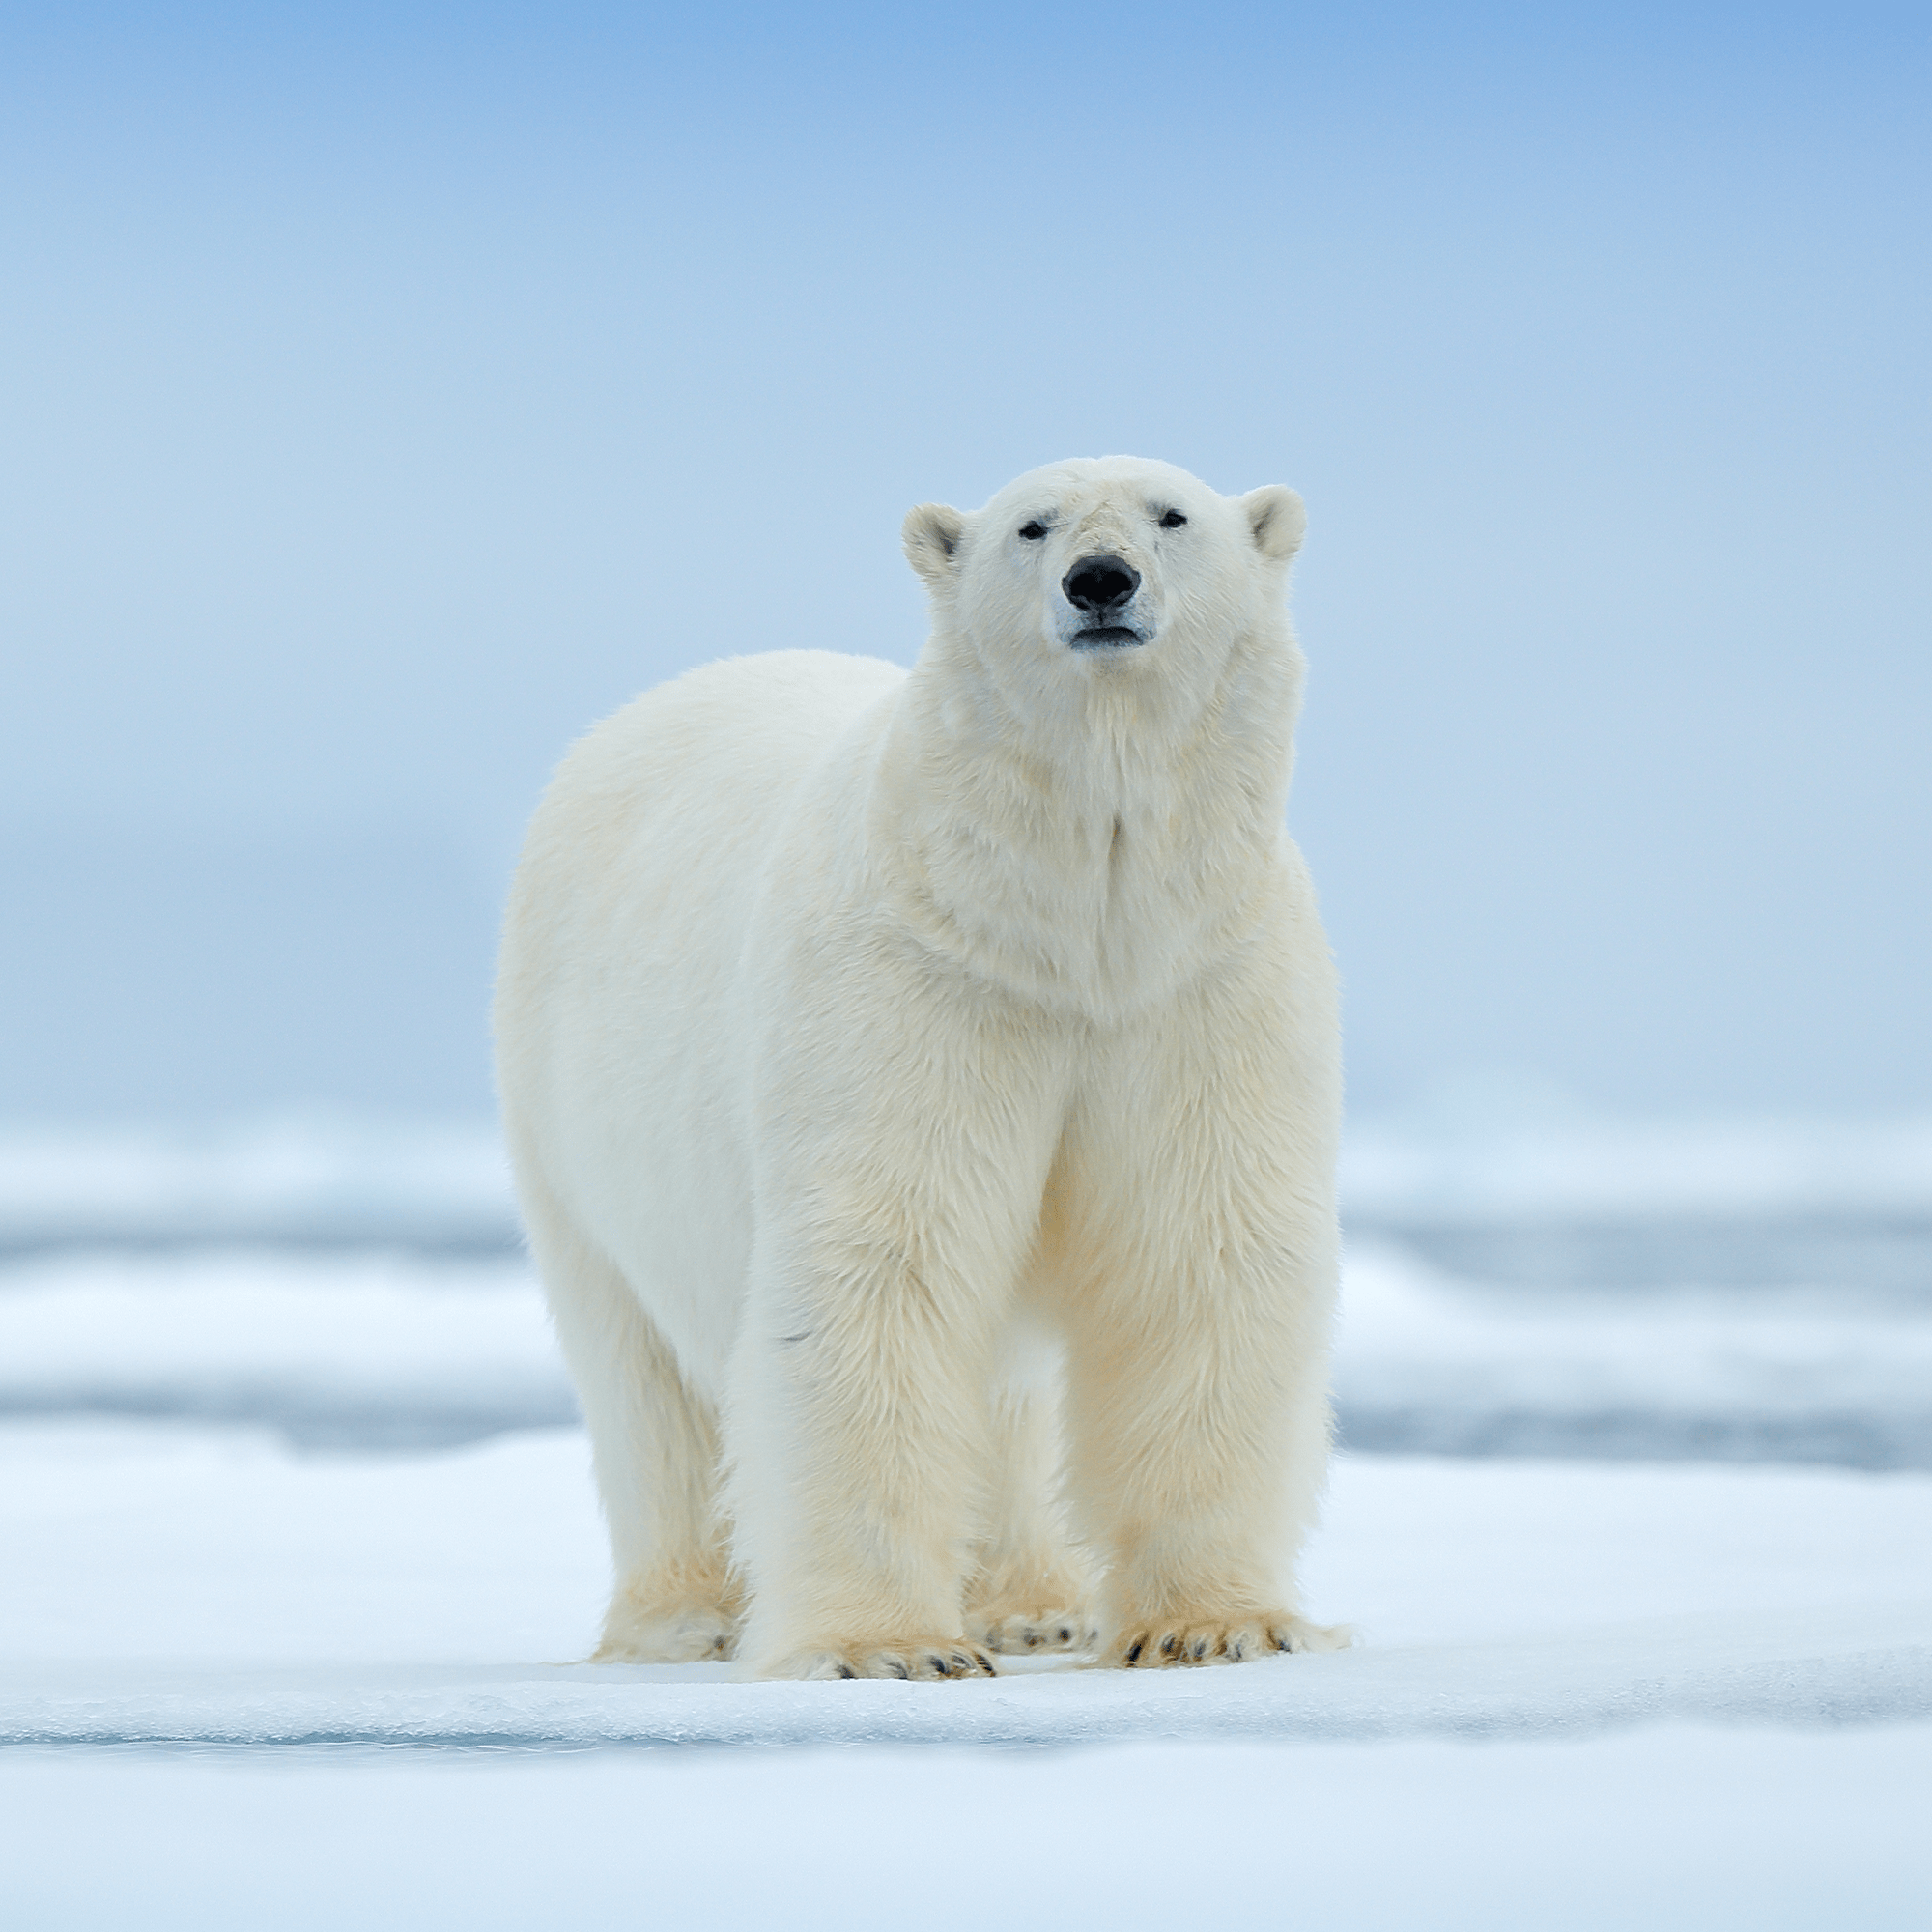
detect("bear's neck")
[876,626,1302,1020]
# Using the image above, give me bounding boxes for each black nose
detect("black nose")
[1063,555,1141,615]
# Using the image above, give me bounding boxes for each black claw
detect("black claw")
[885,1659,908,1679]
[1159,1634,1179,1657]
[836,1664,855,1678]
[1125,1639,1144,1663]
[1055,1627,1071,1643]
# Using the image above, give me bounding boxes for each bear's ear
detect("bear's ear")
[902,502,968,586]
[1240,485,1306,564]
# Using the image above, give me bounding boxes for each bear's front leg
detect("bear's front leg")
[724,962,1073,1680]
[1057,971,1351,1668]
[725,1213,1005,1680]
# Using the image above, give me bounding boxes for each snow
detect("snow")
[0,1251,565,1446]
[3,1421,1928,1926]
[1340,1107,1932,1223]
[6,1725,1931,1931]
[0,1119,517,1254]
[1338,1243,1932,1466]
[4,1423,1928,1748]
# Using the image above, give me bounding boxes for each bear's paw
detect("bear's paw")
[775,1640,1000,1681]
[967,1606,1101,1655]
[592,1598,740,1664]
[1111,1613,1354,1668]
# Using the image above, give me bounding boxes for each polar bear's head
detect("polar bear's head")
[901,456,1304,724]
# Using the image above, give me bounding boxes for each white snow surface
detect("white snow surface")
[7,1725,1931,1932]
[1338,1243,1932,1446]
[1340,1107,1932,1221]
[0,1118,516,1249]
[0,1250,562,1439]
[4,1422,1927,1749]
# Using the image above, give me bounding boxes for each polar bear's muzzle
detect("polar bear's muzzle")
[1063,554,1147,649]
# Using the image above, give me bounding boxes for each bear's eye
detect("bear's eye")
[1018,521,1048,541]
[1159,510,1187,529]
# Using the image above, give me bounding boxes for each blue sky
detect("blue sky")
[2,3,1927,1120]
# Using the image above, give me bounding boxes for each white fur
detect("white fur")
[495,456,1348,1678]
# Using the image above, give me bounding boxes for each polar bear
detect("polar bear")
[495,456,1347,1680]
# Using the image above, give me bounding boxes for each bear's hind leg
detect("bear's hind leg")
[964,1338,1097,1656]
[518,1170,739,1662]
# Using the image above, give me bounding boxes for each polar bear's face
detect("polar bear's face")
[902,457,1304,716]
